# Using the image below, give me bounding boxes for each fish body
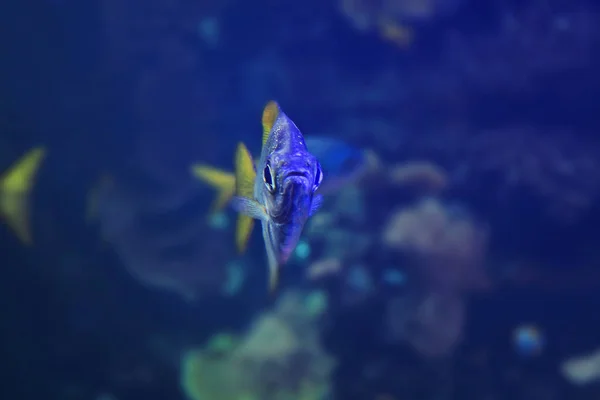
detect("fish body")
[192,135,366,211]
[230,101,323,292]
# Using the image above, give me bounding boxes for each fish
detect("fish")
[0,144,244,302]
[303,135,369,193]
[228,101,324,292]
[0,147,46,244]
[513,324,545,357]
[192,135,367,213]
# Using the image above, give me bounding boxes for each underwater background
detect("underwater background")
[2,0,600,399]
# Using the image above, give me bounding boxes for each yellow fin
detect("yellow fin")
[191,164,236,212]
[0,147,46,244]
[233,142,257,253]
[85,174,113,224]
[235,213,255,253]
[261,100,280,147]
[234,143,255,198]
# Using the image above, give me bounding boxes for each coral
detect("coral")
[307,257,343,280]
[382,198,488,357]
[386,161,448,195]
[382,197,489,293]
[387,290,465,357]
[181,349,248,400]
[180,291,336,400]
[235,315,300,361]
[561,347,600,386]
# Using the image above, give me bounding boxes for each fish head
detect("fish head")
[260,150,323,224]
[259,150,323,265]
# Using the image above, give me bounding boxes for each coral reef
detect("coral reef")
[382,198,489,357]
[382,198,489,293]
[181,291,335,400]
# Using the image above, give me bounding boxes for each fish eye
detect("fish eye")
[263,162,275,193]
[313,164,323,191]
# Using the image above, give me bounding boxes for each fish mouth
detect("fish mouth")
[282,175,311,198]
[269,175,310,223]
[284,171,310,179]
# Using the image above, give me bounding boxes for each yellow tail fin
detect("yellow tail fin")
[191,164,236,212]
[0,147,46,244]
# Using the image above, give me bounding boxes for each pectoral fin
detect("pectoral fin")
[231,196,268,220]
[309,194,323,217]
[0,147,46,244]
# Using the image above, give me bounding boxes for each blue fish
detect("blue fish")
[192,136,367,211]
[303,135,368,194]
[224,101,323,292]
[513,324,545,357]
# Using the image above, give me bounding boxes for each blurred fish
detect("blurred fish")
[0,147,45,244]
[0,145,240,300]
[513,324,544,357]
[228,101,324,292]
[340,0,463,48]
[0,146,247,301]
[378,21,414,48]
[192,135,368,213]
[303,135,369,193]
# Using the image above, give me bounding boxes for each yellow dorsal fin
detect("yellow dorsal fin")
[234,142,257,254]
[0,147,46,244]
[191,164,236,212]
[262,100,280,147]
